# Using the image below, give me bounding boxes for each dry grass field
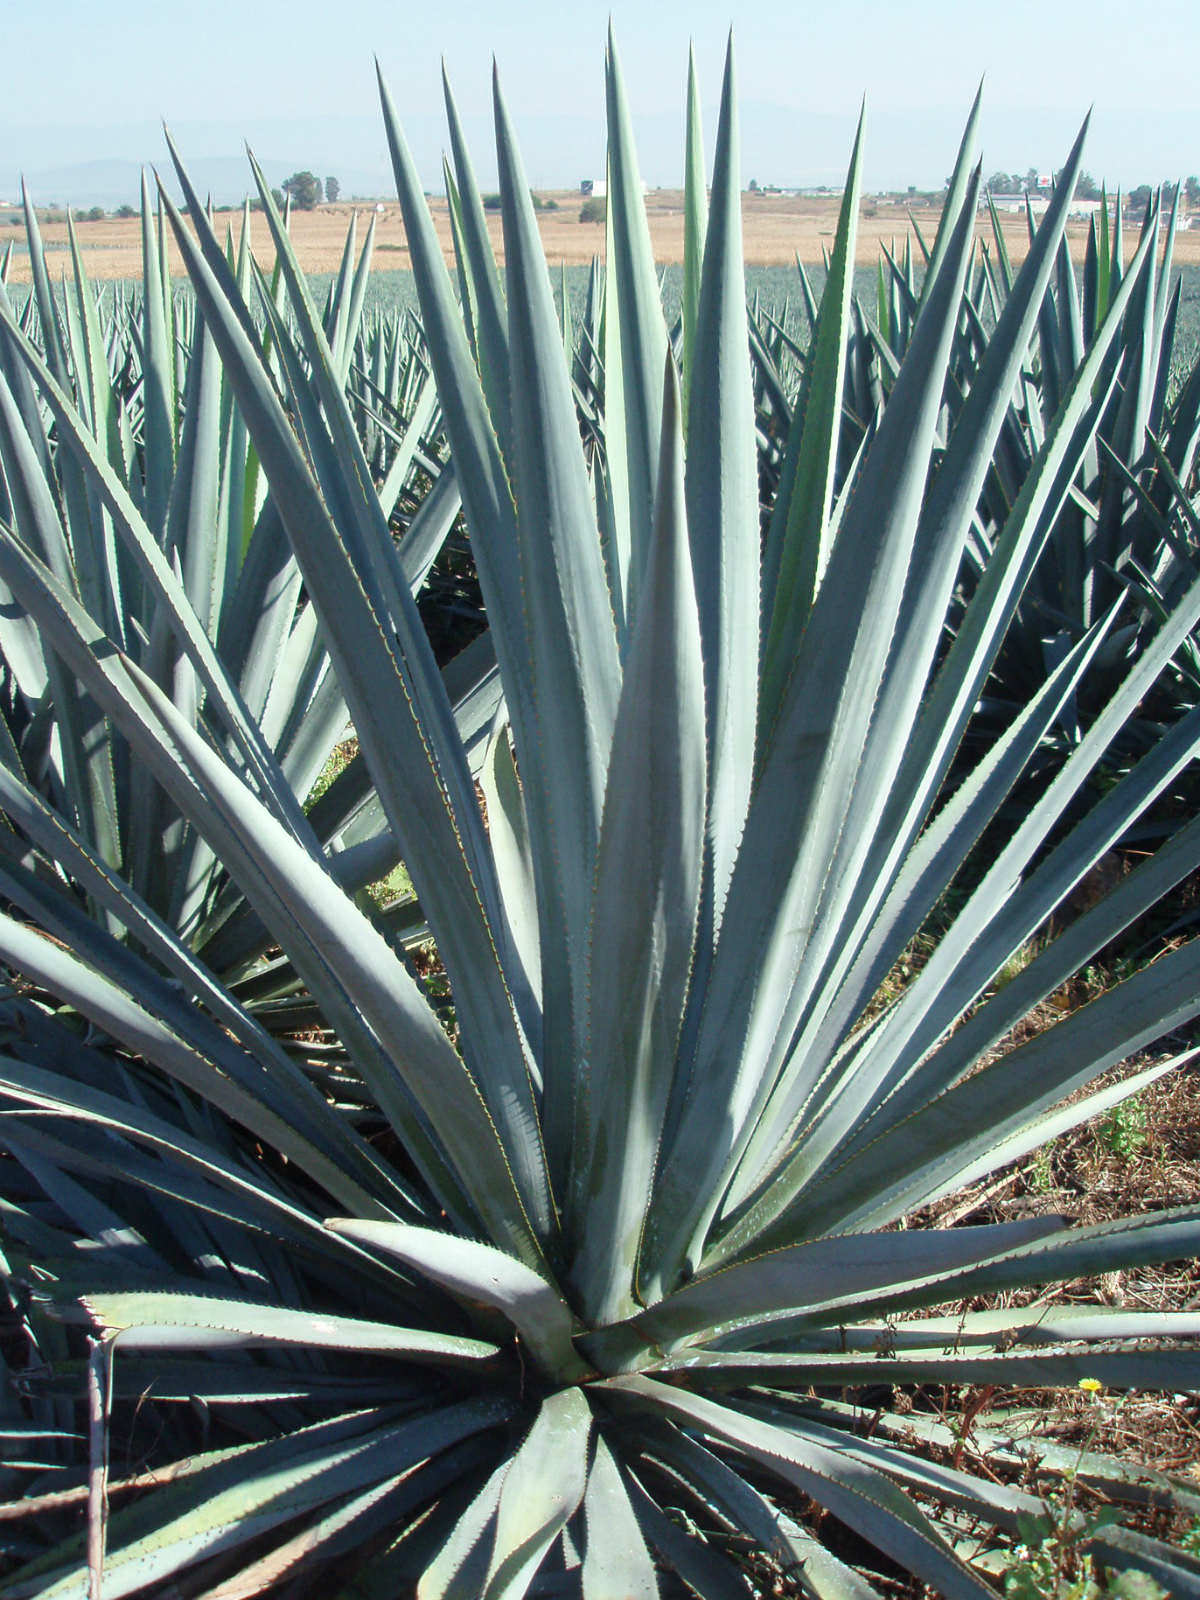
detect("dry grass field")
[8,188,1200,284]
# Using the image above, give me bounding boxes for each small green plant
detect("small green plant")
[1029,1140,1057,1192]
[1003,1509,1163,1600]
[1003,1384,1166,1600]
[579,194,606,222]
[1097,1093,1149,1158]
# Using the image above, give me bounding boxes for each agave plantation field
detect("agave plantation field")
[4,35,1200,1600]
[9,262,1200,402]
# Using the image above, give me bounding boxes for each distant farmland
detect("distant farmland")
[7,188,1200,283]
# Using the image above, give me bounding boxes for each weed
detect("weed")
[1096,1094,1149,1159]
[1029,1141,1057,1193]
[1001,1385,1166,1600]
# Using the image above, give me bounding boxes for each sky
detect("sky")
[3,0,1199,202]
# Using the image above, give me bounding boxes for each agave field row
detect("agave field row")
[1,37,1200,1600]
[14,259,1200,381]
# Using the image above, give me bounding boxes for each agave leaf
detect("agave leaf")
[1088,1527,1200,1600]
[601,25,669,642]
[921,84,981,303]
[663,1346,1200,1395]
[723,618,1119,1212]
[605,1377,995,1599]
[684,34,759,949]
[477,719,541,1014]
[492,64,621,1184]
[629,1219,1062,1349]
[11,1401,509,1600]
[0,521,516,1241]
[442,69,511,451]
[740,1399,1036,1532]
[377,67,529,709]
[190,1472,415,1600]
[571,355,705,1323]
[844,1398,1200,1518]
[418,1453,509,1600]
[19,183,69,384]
[323,1219,584,1380]
[4,1132,166,1276]
[813,990,1200,1236]
[0,885,388,1219]
[0,1058,416,1272]
[680,42,708,415]
[63,212,122,480]
[482,1386,592,1599]
[376,379,442,532]
[624,1469,754,1597]
[580,1434,658,1599]
[138,171,176,535]
[94,1358,416,1406]
[631,1420,880,1600]
[131,294,228,915]
[759,101,863,723]
[78,1292,500,1364]
[790,571,1200,1184]
[722,212,1164,1219]
[164,296,225,641]
[217,501,303,724]
[861,734,1200,1135]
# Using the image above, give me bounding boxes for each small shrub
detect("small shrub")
[579,194,606,223]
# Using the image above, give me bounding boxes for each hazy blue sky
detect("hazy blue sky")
[4,0,1198,199]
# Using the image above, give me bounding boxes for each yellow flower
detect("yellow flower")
[1078,1377,1104,1393]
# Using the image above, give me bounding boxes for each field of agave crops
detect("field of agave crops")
[24,260,1200,374]
[344,258,1200,347]
[3,37,1200,1600]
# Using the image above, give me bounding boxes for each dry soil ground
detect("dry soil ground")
[8,190,1200,284]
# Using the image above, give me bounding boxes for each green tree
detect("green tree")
[281,170,322,210]
[1184,175,1199,209]
[1127,183,1154,215]
[324,175,340,203]
[1075,169,1102,200]
[578,195,606,223]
